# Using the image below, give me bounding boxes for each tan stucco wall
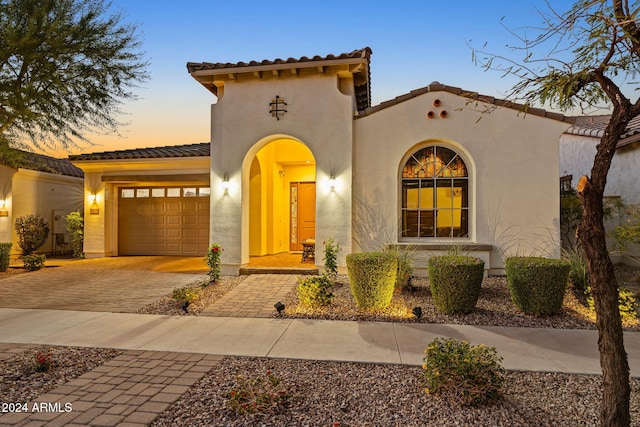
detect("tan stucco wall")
[2,168,82,255]
[210,74,354,274]
[354,92,571,274]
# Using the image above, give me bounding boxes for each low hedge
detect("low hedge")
[0,243,11,272]
[505,256,570,316]
[346,252,397,310]
[428,255,484,314]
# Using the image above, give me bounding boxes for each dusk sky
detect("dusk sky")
[54,0,585,156]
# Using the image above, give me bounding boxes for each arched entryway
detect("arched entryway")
[245,137,316,258]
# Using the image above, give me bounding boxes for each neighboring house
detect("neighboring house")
[560,115,640,264]
[72,47,573,275]
[0,151,84,256]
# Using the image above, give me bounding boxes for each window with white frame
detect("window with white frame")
[401,145,469,238]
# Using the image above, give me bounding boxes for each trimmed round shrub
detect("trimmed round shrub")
[505,256,570,316]
[346,252,397,310]
[23,254,45,271]
[0,243,12,272]
[428,255,485,314]
[298,275,334,308]
[422,338,504,407]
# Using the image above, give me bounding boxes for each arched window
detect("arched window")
[401,145,469,238]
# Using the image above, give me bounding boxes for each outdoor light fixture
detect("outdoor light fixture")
[412,306,422,320]
[0,199,7,217]
[89,193,99,215]
[274,301,285,314]
[328,174,336,191]
[222,176,230,194]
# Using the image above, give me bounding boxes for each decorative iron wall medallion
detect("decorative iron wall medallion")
[269,96,287,120]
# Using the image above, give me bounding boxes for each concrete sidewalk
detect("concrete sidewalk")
[1,308,640,376]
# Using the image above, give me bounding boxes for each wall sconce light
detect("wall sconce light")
[222,175,230,194]
[328,174,336,191]
[0,199,7,217]
[89,193,99,215]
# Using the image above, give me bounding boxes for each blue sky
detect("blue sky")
[63,0,580,155]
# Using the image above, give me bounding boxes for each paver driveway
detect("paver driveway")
[0,257,208,312]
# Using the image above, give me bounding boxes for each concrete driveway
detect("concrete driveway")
[0,256,208,312]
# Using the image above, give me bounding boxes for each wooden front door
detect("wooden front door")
[290,182,316,251]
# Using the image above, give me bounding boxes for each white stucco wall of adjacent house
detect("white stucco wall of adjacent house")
[0,166,82,256]
[209,74,355,274]
[560,133,640,262]
[354,91,571,274]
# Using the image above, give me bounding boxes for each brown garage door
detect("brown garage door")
[118,186,210,256]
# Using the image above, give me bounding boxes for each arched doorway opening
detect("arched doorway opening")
[247,138,316,258]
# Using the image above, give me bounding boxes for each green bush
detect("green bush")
[505,257,570,316]
[428,255,485,314]
[205,243,223,282]
[15,214,50,255]
[346,252,397,310]
[172,285,202,303]
[587,286,638,325]
[384,245,415,291]
[298,275,334,308]
[562,247,589,293]
[0,242,11,272]
[322,237,339,283]
[65,211,84,259]
[23,254,46,271]
[422,338,504,407]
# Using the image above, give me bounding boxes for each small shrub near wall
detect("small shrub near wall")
[0,243,12,272]
[384,245,415,292]
[15,214,50,256]
[346,252,397,310]
[298,275,334,308]
[505,256,571,316]
[65,211,84,259]
[23,254,46,272]
[428,255,484,314]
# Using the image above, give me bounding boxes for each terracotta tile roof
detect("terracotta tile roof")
[187,47,372,73]
[188,48,372,111]
[69,142,210,161]
[356,81,575,123]
[565,115,640,146]
[0,150,83,178]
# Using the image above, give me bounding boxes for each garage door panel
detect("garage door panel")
[167,215,181,225]
[119,187,210,256]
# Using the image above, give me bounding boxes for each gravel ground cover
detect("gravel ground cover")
[150,356,640,427]
[136,275,248,316]
[0,346,121,403]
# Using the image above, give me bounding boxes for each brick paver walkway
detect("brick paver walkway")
[0,257,207,312]
[0,349,222,427]
[201,274,299,318]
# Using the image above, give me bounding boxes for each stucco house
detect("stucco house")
[71,47,573,275]
[560,115,640,264]
[0,151,84,256]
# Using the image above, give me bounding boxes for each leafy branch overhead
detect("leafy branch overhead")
[0,0,149,150]
[471,0,639,114]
